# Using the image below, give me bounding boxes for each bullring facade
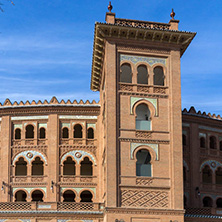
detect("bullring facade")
[0,5,220,222]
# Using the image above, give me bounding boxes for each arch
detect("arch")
[120,63,132,83]
[63,157,76,175]
[80,190,93,202]
[61,150,96,165]
[200,160,222,173]
[31,190,44,202]
[31,157,44,176]
[63,190,76,202]
[153,66,164,86]
[200,137,206,148]
[13,150,47,165]
[15,128,21,140]
[210,136,217,149]
[15,157,27,176]
[217,198,222,208]
[80,157,93,176]
[39,127,46,139]
[25,124,34,139]
[131,144,158,161]
[216,167,222,184]
[74,124,83,138]
[87,128,94,139]
[135,103,151,130]
[137,64,148,85]
[203,196,213,207]
[202,165,212,184]
[62,127,69,138]
[136,149,152,177]
[131,98,157,116]
[15,190,27,202]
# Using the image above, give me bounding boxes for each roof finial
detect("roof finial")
[170,8,175,20]
[108,1,113,12]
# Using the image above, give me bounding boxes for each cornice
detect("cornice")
[119,138,170,144]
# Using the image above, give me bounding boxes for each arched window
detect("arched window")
[26,125,34,139]
[120,63,132,83]
[15,157,27,176]
[63,190,75,202]
[183,134,187,146]
[216,167,222,184]
[80,157,93,176]
[31,190,43,202]
[62,127,69,138]
[39,128,46,139]
[63,157,76,175]
[137,65,148,84]
[217,198,222,208]
[210,136,217,149]
[74,124,82,138]
[154,66,164,86]
[80,191,93,202]
[200,137,206,148]
[87,128,94,139]
[15,128,21,140]
[15,190,27,202]
[202,165,212,184]
[220,141,222,151]
[183,166,186,183]
[135,104,151,130]
[32,157,44,176]
[203,196,213,207]
[136,149,152,177]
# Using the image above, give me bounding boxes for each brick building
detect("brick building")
[0,5,220,222]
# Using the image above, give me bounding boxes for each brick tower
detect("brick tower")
[91,6,196,222]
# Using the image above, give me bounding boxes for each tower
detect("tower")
[91,5,196,222]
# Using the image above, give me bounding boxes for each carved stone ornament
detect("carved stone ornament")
[75,152,82,158]
[26,152,33,158]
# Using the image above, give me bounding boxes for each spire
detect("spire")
[108,1,113,12]
[170,8,175,20]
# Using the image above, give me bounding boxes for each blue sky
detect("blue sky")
[0,0,222,114]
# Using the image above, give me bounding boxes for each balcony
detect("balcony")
[0,202,104,213]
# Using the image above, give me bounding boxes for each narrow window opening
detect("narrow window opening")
[202,165,212,184]
[26,125,34,139]
[203,197,213,207]
[210,136,217,149]
[154,66,164,86]
[62,127,69,138]
[63,157,76,175]
[137,65,148,84]
[15,128,21,140]
[74,124,82,138]
[87,128,94,139]
[200,137,206,148]
[39,128,46,139]
[135,104,151,130]
[80,157,93,176]
[183,134,187,146]
[136,149,152,177]
[216,167,222,184]
[120,63,132,83]
[15,157,27,176]
[217,198,222,208]
[80,191,93,202]
[63,190,76,202]
[32,157,44,176]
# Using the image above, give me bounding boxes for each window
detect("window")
[15,190,27,202]
[217,198,222,208]
[15,128,21,140]
[203,196,212,207]
[137,65,148,84]
[200,137,206,148]
[39,128,46,139]
[202,165,212,184]
[62,127,69,138]
[32,157,44,176]
[63,190,75,202]
[183,134,187,146]
[87,128,94,139]
[80,157,93,176]
[120,63,132,83]
[183,166,186,183]
[32,190,43,202]
[136,149,152,177]
[210,136,217,149]
[74,124,82,138]
[15,157,27,176]
[26,125,34,139]
[220,141,222,151]
[80,191,93,202]
[154,66,164,86]
[135,104,151,130]
[63,157,76,175]
[216,167,222,184]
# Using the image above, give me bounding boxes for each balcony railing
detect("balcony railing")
[60,175,97,183]
[11,175,47,183]
[0,202,104,212]
[60,138,96,146]
[12,139,47,146]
